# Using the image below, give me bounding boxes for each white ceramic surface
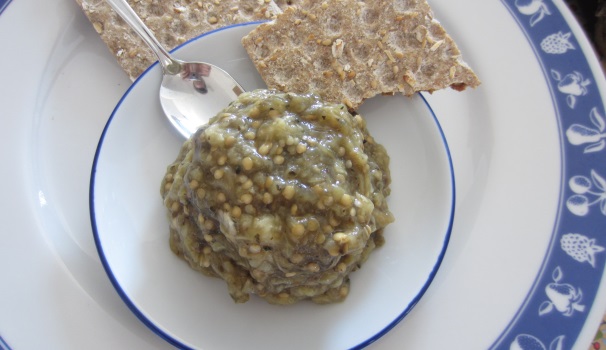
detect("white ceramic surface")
[1,0,605,349]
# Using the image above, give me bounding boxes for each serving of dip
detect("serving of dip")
[161,89,394,304]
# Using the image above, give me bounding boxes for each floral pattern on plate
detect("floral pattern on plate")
[493,1,606,349]
[566,108,606,153]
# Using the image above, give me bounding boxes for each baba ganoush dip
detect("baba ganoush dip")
[161,89,394,304]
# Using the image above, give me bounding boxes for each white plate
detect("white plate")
[1,0,606,349]
[90,23,455,350]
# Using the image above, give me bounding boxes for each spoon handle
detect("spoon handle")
[104,0,180,73]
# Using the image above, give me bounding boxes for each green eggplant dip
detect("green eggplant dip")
[160,89,394,304]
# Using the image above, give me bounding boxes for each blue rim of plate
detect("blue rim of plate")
[490,1,606,349]
[89,22,455,350]
[0,0,11,16]
[0,335,10,350]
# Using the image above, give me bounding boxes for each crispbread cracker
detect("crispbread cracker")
[75,0,298,80]
[242,0,480,110]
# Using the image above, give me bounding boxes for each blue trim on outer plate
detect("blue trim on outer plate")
[0,0,12,16]
[90,21,455,350]
[491,1,606,349]
[0,335,12,350]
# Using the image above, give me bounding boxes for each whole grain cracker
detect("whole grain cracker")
[242,0,480,110]
[75,0,299,80]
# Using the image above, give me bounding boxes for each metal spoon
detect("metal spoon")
[105,0,244,138]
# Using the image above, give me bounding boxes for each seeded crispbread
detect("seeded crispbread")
[242,0,480,110]
[75,0,298,80]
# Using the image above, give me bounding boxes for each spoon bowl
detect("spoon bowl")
[159,60,244,138]
[105,0,244,138]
